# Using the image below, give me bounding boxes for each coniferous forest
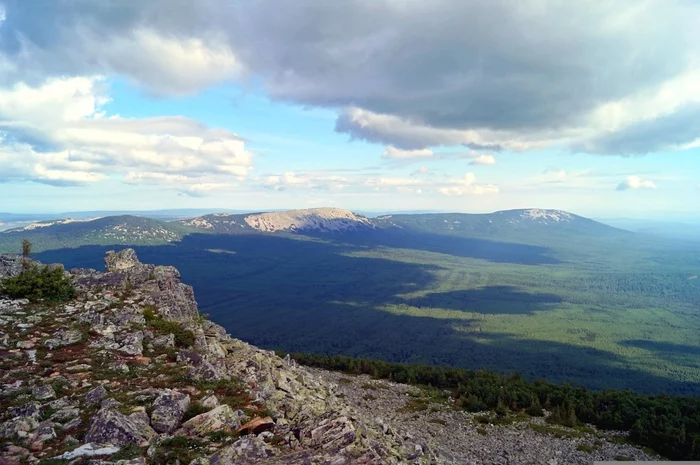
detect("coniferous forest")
[290,353,700,461]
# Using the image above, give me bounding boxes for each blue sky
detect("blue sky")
[0,1,699,219]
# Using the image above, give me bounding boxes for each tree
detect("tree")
[21,239,32,269]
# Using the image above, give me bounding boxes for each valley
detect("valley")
[6,207,698,396]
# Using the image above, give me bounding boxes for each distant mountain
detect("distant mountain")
[0,207,630,254]
[0,215,194,253]
[178,207,375,234]
[374,208,629,243]
[596,217,700,242]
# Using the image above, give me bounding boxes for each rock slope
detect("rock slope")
[0,250,657,464]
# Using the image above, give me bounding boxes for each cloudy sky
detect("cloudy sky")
[0,0,698,219]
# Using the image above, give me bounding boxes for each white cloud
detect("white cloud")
[260,172,349,191]
[2,1,698,154]
[616,176,657,191]
[439,173,499,196]
[382,146,433,159]
[0,77,253,189]
[469,154,496,166]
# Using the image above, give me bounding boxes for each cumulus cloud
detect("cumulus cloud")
[260,172,349,191]
[469,154,496,166]
[439,173,499,196]
[0,77,253,189]
[1,0,698,154]
[382,146,433,159]
[616,176,657,191]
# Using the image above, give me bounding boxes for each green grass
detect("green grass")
[530,424,585,439]
[577,444,596,453]
[143,306,195,348]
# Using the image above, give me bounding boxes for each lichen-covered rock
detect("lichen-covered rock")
[208,437,279,465]
[237,417,274,436]
[105,249,140,272]
[151,333,175,349]
[176,405,242,438]
[150,390,190,434]
[0,255,24,279]
[7,402,41,419]
[85,408,156,447]
[32,385,56,401]
[116,331,144,356]
[0,417,39,439]
[85,385,108,406]
[44,328,84,349]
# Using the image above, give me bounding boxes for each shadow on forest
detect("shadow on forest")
[620,340,700,369]
[304,229,561,265]
[34,234,700,396]
[402,285,563,315]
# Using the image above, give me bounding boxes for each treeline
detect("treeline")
[288,352,700,460]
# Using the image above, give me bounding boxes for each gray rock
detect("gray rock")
[151,334,175,349]
[7,402,41,419]
[51,408,81,423]
[0,255,24,279]
[176,405,242,438]
[105,249,140,272]
[201,395,220,409]
[52,443,121,460]
[34,421,57,442]
[44,328,84,350]
[150,390,190,433]
[116,332,143,356]
[32,385,56,401]
[208,437,278,464]
[85,408,156,447]
[85,385,108,406]
[100,398,121,410]
[0,417,39,439]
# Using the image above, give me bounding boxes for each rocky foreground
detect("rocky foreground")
[0,250,658,464]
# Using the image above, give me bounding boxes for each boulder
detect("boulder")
[44,328,84,350]
[7,402,41,419]
[208,437,278,465]
[105,249,140,272]
[85,408,156,447]
[151,333,175,349]
[176,405,242,438]
[0,417,39,439]
[0,255,24,279]
[52,443,121,460]
[84,385,108,406]
[116,331,144,356]
[32,385,56,401]
[150,390,190,434]
[237,417,275,436]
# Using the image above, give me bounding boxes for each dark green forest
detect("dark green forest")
[34,228,700,396]
[290,352,700,461]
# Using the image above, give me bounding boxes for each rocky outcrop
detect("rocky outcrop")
[0,255,23,279]
[150,390,190,434]
[0,249,660,464]
[85,409,156,446]
[243,207,374,233]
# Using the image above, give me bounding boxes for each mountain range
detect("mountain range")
[0,207,628,253]
[3,206,699,397]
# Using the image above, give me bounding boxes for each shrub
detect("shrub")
[0,264,76,302]
[143,306,195,348]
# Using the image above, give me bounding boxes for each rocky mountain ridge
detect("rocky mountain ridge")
[179,208,374,234]
[0,250,657,464]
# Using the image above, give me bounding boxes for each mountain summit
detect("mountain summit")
[180,207,374,234]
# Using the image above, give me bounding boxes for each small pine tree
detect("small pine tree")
[21,239,32,258]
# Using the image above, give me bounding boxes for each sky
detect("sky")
[0,1,699,220]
